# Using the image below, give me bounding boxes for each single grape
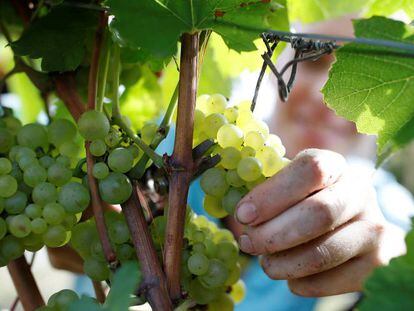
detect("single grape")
[240,146,256,158]
[256,145,284,177]
[237,100,252,111]
[224,107,239,123]
[242,119,269,138]
[71,222,97,256]
[226,170,245,188]
[199,259,229,288]
[98,172,132,204]
[237,157,263,182]
[83,258,110,281]
[116,244,134,261]
[219,147,241,170]
[141,122,158,145]
[0,128,15,153]
[10,162,23,182]
[236,109,254,128]
[204,238,218,259]
[188,278,221,305]
[42,225,70,247]
[39,155,55,169]
[193,230,205,243]
[58,182,90,214]
[0,175,18,198]
[25,203,42,219]
[216,240,239,266]
[4,191,27,214]
[108,220,130,244]
[192,242,206,254]
[225,262,242,286]
[93,162,109,179]
[0,235,24,261]
[23,164,47,187]
[205,94,227,114]
[14,146,36,162]
[59,141,80,158]
[230,279,246,303]
[104,127,122,148]
[244,131,265,150]
[196,94,211,114]
[42,202,66,225]
[90,139,106,157]
[208,293,234,311]
[90,240,105,261]
[108,148,134,173]
[3,116,22,134]
[18,155,38,171]
[0,158,12,175]
[9,214,32,238]
[17,123,48,150]
[56,155,71,168]
[187,252,210,275]
[217,124,243,148]
[31,218,48,234]
[127,144,142,159]
[47,163,72,186]
[32,182,57,206]
[47,289,79,309]
[61,214,78,230]
[222,188,245,215]
[265,134,286,156]
[0,218,6,240]
[77,110,110,141]
[213,229,234,243]
[200,168,229,198]
[203,113,228,139]
[48,119,77,147]
[203,195,227,218]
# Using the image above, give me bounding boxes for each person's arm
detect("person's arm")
[235,148,407,297]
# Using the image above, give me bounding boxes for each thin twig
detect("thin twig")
[164,33,199,300]
[122,182,172,311]
[96,29,111,112]
[92,280,106,303]
[110,43,121,117]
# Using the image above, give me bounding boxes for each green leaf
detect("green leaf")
[103,261,142,311]
[12,5,98,72]
[287,0,369,24]
[358,221,414,311]
[366,0,414,19]
[107,0,287,58]
[322,16,414,163]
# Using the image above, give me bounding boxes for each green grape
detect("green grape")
[256,145,284,177]
[43,225,70,247]
[192,242,206,254]
[25,203,42,219]
[200,259,229,288]
[92,162,109,179]
[3,116,22,134]
[226,170,245,188]
[0,175,18,198]
[216,241,239,266]
[56,155,71,168]
[58,182,90,214]
[0,128,15,153]
[104,127,122,148]
[127,144,142,159]
[39,155,55,169]
[193,230,205,243]
[108,148,134,173]
[194,109,205,133]
[150,216,166,244]
[42,203,66,225]
[116,243,134,261]
[196,94,211,114]
[224,107,239,123]
[0,198,4,214]
[217,124,243,148]
[236,109,254,128]
[204,238,218,259]
[205,94,227,114]
[245,174,266,191]
[17,123,48,150]
[188,252,210,276]
[10,162,23,182]
[244,131,265,150]
[90,139,107,157]
[83,258,110,281]
[59,141,80,158]
[242,119,269,138]
[0,158,12,175]
[4,191,27,214]
[48,289,79,309]
[200,168,229,198]
[15,146,36,161]
[203,113,228,139]
[141,122,158,145]
[71,222,97,256]
[31,218,48,234]
[240,146,256,158]
[9,214,32,238]
[99,172,132,204]
[230,280,246,303]
[188,278,221,305]
[32,182,57,206]
[23,164,47,187]
[208,293,234,311]
[62,214,78,230]
[214,229,234,243]
[47,163,72,186]
[77,110,110,141]
[203,195,227,218]
[225,262,242,286]
[48,119,77,147]
[18,155,38,171]
[0,235,24,261]
[108,220,130,244]
[237,157,262,182]
[222,188,245,215]
[90,240,105,261]
[219,147,241,170]
[237,100,251,111]
[0,218,6,240]
[265,134,286,157]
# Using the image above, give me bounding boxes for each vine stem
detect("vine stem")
[92,281,106,303]
[164,33,199,300]
[122,182,172,311]
[55,73,85,121]
[7,256,45,311]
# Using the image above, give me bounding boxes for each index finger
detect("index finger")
[235,149,346,226]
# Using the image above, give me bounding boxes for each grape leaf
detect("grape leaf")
[366,0,414,19]
[322,16,414,163]
[287,0,369,24]
[12,5,98,72]
[358,223,414,310]
[107,0,286,58]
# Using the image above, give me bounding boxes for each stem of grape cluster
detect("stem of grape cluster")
[7,256,45,311]
[122,182,172,310]
[164,33,199,300]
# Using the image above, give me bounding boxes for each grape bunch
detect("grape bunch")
[194,94,290,218]
[0,112,90,266]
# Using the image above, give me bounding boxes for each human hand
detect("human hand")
[235,149,406,296]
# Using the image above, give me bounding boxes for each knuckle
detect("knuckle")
[310,198,336,230]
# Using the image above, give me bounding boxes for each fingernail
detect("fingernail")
[236,202,258,224]
[239,235,254,253]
